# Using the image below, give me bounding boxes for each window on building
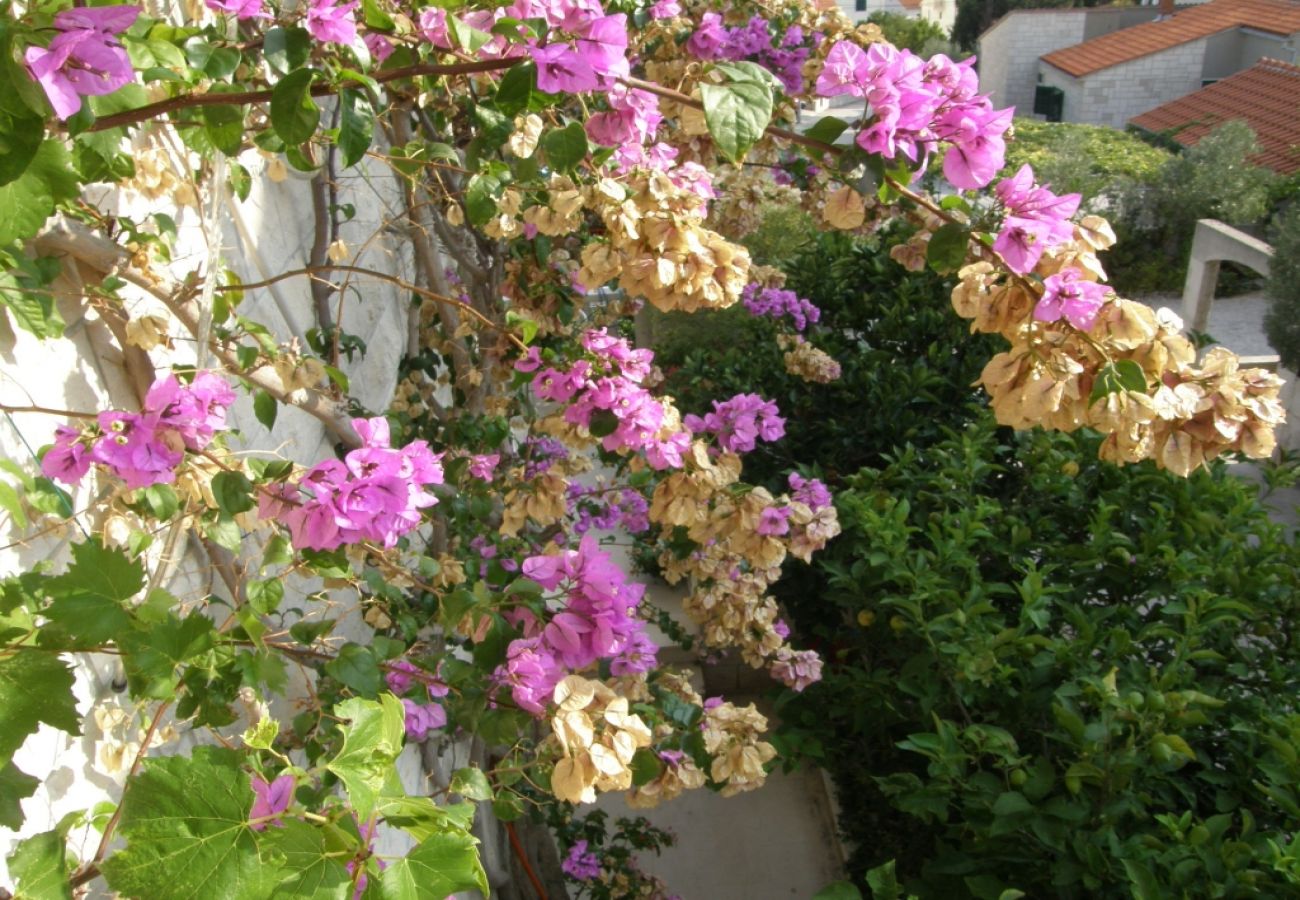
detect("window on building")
[1033,84,1064,123]
[855,0,866,10]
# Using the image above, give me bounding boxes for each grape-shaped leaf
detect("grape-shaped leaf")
[7,830,72,900]
[378,831,489,900]
[326,695,405,820]
[100,747,282,900]
[0,649,80,763]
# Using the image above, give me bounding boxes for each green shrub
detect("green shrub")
[1003,119,1170,201]
[654,228,996,489]
[1264,203,1300,370]
[778,422,1300,897]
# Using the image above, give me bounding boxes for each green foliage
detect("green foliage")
[1109,122,1276,293]
[100,747,275,899]
[1263,203,1300,370]
[865,12,950,55]
[1002,119,1170,199]
[655,227,995,490]
[780,420,1300,897]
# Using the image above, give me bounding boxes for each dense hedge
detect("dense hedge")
[656,228,1300,898]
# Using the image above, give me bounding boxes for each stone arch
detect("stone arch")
[1180,218,1274,333]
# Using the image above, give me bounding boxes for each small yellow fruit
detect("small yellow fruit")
[1061,460,1080,477]
[857,610,876,627]
[889,615,906,633]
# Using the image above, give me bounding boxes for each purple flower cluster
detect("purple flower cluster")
[523,436,569,479]
[684,394,785,455]
[498,535,657,715]
[568,482,651,535]
[305,0,359,44]
[688,14,811,95]
[789,473,832,510]
[523,330,691,470]
[258,417,442,551]
[562,840,603,881]
[24,5,138,120]
[586,83,663,148]
[401,698,447,740]
[815,42,1013,191]
[43,373,236,489]
[993,164,1082,274]
[741,284,822,332]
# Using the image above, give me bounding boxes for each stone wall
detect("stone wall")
[978,12,1087,116]
[1042,39,1207,127]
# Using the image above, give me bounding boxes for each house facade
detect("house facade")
[1038,0,1300,127]
[979,0,1300,127]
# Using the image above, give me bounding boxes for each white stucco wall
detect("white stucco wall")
[978,11,1088,116]
[1043,39,1207,127]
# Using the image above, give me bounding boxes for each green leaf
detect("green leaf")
[201,103,246,156]
[378,797,476,842]
[803,116,850,147]
[43,539,143,644]
[379,831,489,900]
[0,760,39,830]
[494,63,536,116]
[448,16,492,52]
[324,643,383,696]
[0,139,81,245]
[265,820,354,900]
[1122,858,1162,900]
[204,514,244,553]
[247,579,284,615]
[100,747,280,900]
[326,695,406,820]
[0,109,45,186]
[814,881,864,900]
[7,830,72,900]
[139,484,179,521]
[212,470,256,516]
[120,614,216,698]
[926,223,969,274]
[263,27,312,75]
[338,89,374,169]
[271,68,320,146]
[449,767,493,802]
[26,478,72,518]
[541,122,588,171]
[0,480,27,529]
[631,747,662,787]
[699,75,773,164]
[864,860,901,900]
[463,173,502,226]
[1089,359,1149,404]
[253,391,278,431]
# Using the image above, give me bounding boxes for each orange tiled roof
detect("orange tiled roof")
[1041,0,1300,76]
[1129,58,1300,174]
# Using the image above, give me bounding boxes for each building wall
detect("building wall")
[834,0,919,25]
[978,12,1087,116]
[1043,39,1208,127]
[1080,6,1162,41]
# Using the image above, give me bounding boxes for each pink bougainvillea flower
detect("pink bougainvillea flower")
[305,0,359,45]
[992,165,1081,273]
[531,43,598,94]
[250,774,294,831]
[24,5,140,120]
[1034,268,1111,331]
[204,0,268,20]
[41,425,92,485]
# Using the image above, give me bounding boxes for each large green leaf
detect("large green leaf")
[699,71,773,163]
[0,649,80,763]
[271,68,321,146]
[541,122,588,172]
[100,747,280,900]
[119,613,215,698]
[0,140,81,245]
[378,831,488,900]
[326,695,405,820]
[7,830,72,900]
[265,820,354,899]
[42,539,144,644]
[338,89,374,169]
[0,760,39,830]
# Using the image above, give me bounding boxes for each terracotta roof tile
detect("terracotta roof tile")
[1129,58,1300,173]
[1041,0,1300,76]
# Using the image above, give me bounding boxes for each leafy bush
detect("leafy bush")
[1002,119,1170,201]
[1109,122,1276,294]
[654,228,996,489]
[1264,203,1300,370]
[865,12,951,55]
[779,422,1300,897]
